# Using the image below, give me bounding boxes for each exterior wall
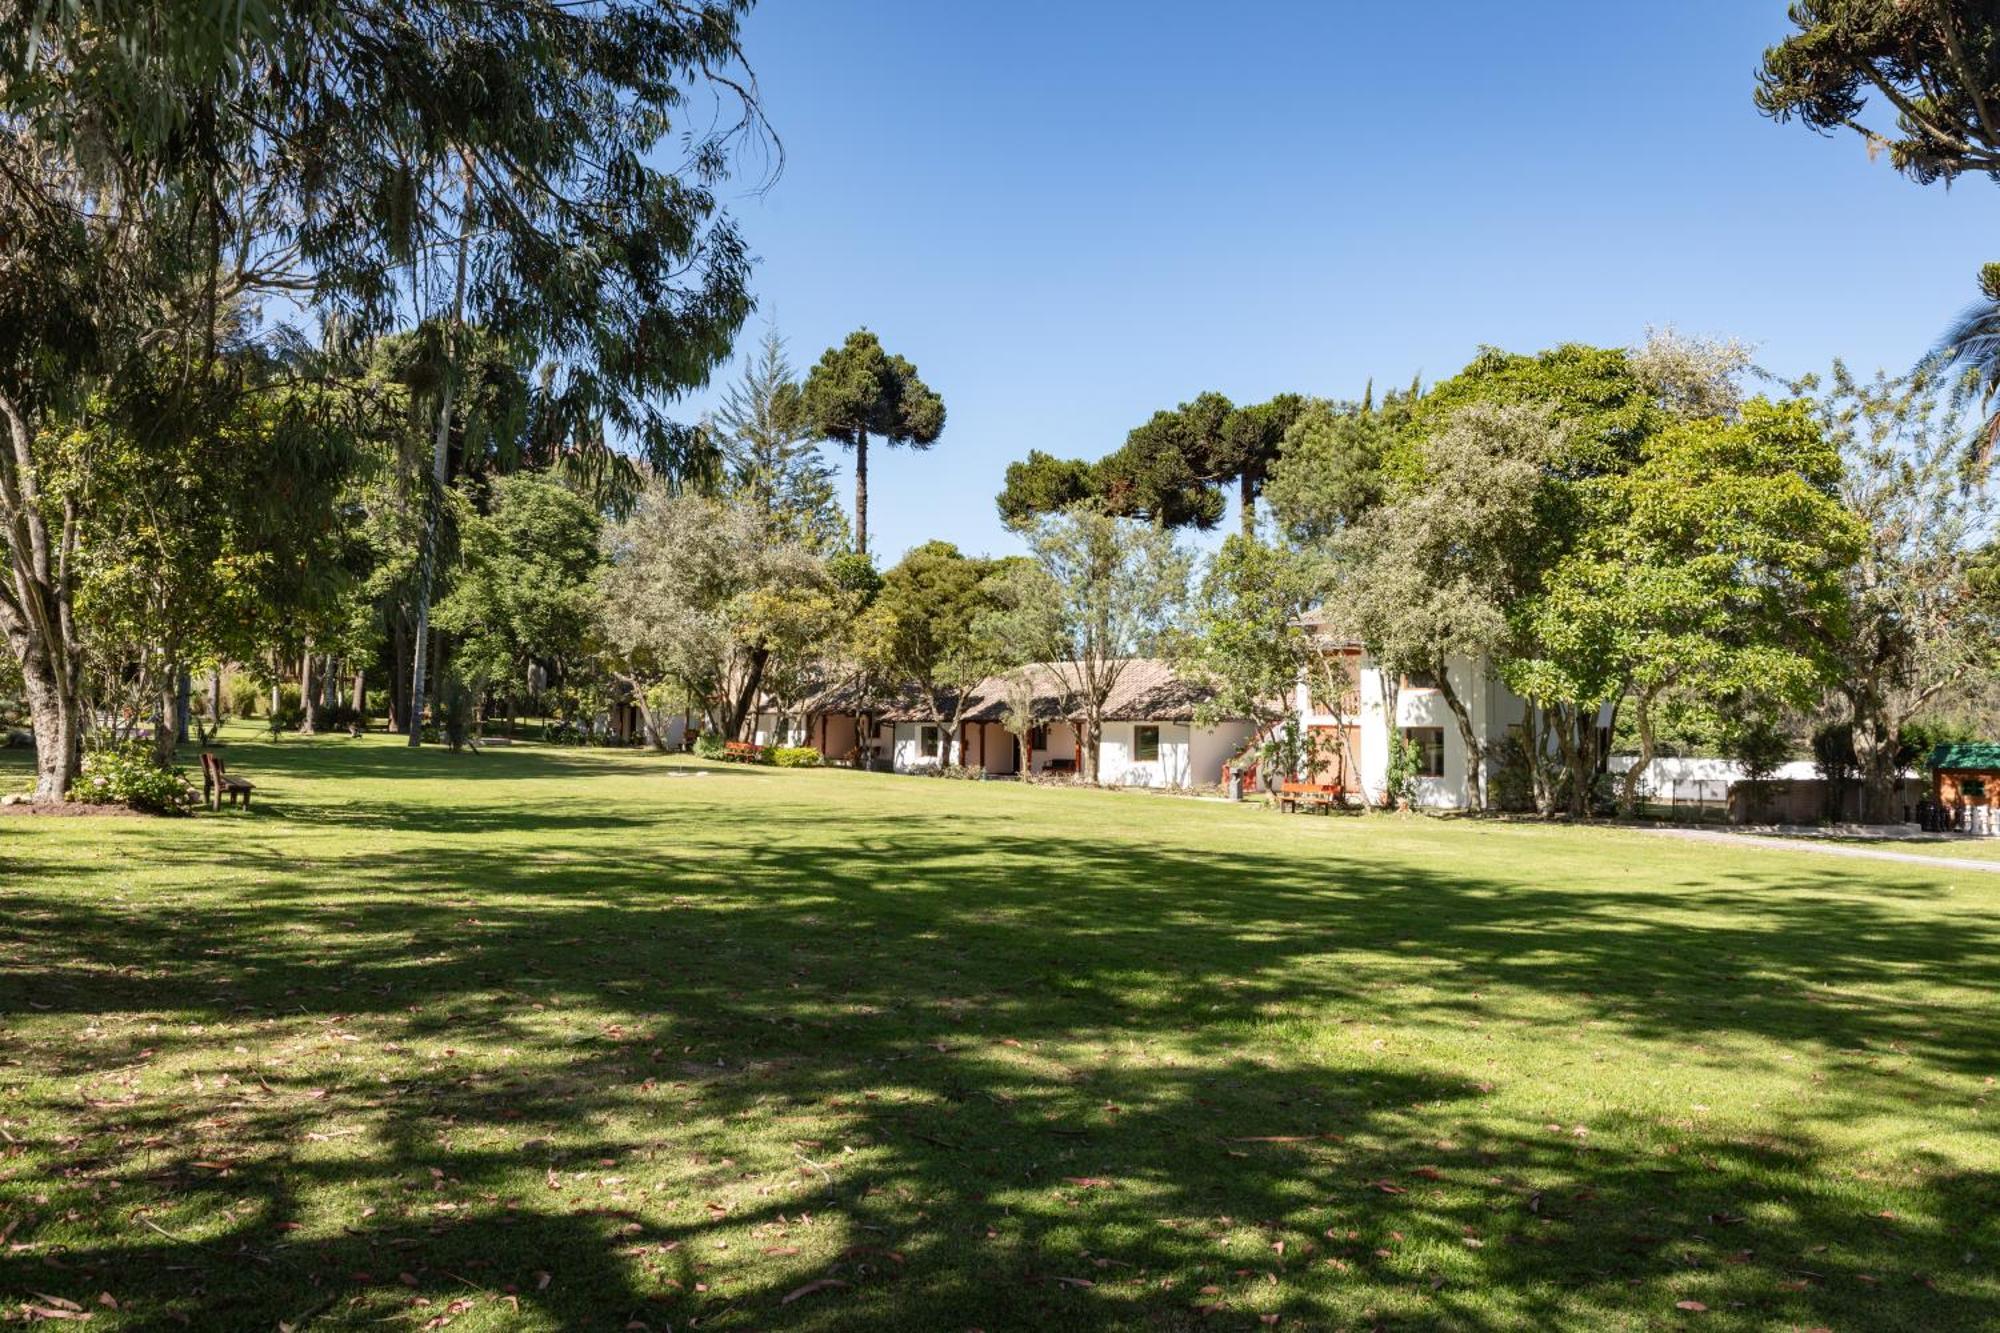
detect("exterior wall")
[969,722,1018,776]
[1089,720,1255,790]
[891,721,950,772]
[1028,722,1078,774]
[817,713,860,762]
[1099,721,1191,788]
[1189,722,1255,790]
[1294,651,1596,810]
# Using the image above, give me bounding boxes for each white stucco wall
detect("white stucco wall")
[1189,721,1254,790]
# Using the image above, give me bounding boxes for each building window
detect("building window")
[920,725,942,758]
[1134,725,1160,763]
[1401,727,1446,778]
[1402,669,1440,691]
[1028,726,1046,750]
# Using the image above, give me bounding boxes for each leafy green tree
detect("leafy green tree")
[599,486,850,747]
[987,508,1191,783]
[1264,393,1402,542]
[433,472,602,721]
[1756,6,2000,447]
[1803,364,1997,819]
[800,330,946,556]
[1530,399,1863,815]
[855,542,1017,762]
[4,0,769,783]
[1096,392,1235,529]
[1344,402,1558,811]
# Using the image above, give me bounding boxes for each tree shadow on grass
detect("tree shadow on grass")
[2,798,1998,1327]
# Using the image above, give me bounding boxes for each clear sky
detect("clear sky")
[673,1,1999,564]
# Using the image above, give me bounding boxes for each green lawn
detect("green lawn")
[2,729,1997,1331]
[1828,835,2000,863]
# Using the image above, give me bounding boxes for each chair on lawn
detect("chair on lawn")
[200,751,255,811]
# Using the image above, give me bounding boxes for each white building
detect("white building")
[794,659,1255,791]
[1287,641,1610,811]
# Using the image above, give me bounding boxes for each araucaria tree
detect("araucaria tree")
[800,330,945,557]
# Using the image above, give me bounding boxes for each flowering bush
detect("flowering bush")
[71,745,197,814]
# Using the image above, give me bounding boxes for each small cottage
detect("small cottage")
[1931,742,2000,835]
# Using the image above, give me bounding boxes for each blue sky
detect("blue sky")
[674,1,1999,563]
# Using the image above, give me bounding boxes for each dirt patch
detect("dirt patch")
[0,801,151,818]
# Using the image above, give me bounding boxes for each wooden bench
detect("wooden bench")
[721,740,764,763]
[1277,780,1343,814]
[200,752,255,811]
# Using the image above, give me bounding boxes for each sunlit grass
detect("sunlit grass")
[0,725,1996,1330]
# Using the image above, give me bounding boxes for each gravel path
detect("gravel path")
[1647,827,2000,873]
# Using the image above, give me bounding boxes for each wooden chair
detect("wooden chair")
[200,752,255,811]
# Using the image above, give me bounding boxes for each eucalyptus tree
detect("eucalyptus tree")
[2,0,770,784]
[800,330,945,557]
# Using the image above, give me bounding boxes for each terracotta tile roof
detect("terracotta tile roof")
[801,659,1258,725]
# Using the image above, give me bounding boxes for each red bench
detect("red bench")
[1277,781,1343,814]
[721,740,764,762]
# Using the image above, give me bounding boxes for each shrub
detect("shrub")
[71,745,196,814]
[320,701,363,733]
[267,703,304,736]
[771,746,822,768]
[226,677,262,719]
[693,732,728,759]
[912,761,984,781]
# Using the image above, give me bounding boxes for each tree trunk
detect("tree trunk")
[725,643,771,740]
[1618,685,1659,818]
[409,150,476,748]
[351,668,365,732]
[208,668,222,737]
[18,651,81,800]
[0,394,84,802]
[1239,472,1257,537]
[1430,655,1485,812]
[152,670,179,766]
[853,431,869,557]
[299,644,318,735]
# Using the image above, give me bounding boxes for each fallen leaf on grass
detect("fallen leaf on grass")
[1675,1300,1708,1311]
[1364,1180,1406,1194]
[781,1278,849,1304]
[1063,1177,1113,1189]
[534,1272,551,1291]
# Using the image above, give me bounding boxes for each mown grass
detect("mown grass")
[1,727,1996,1330]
